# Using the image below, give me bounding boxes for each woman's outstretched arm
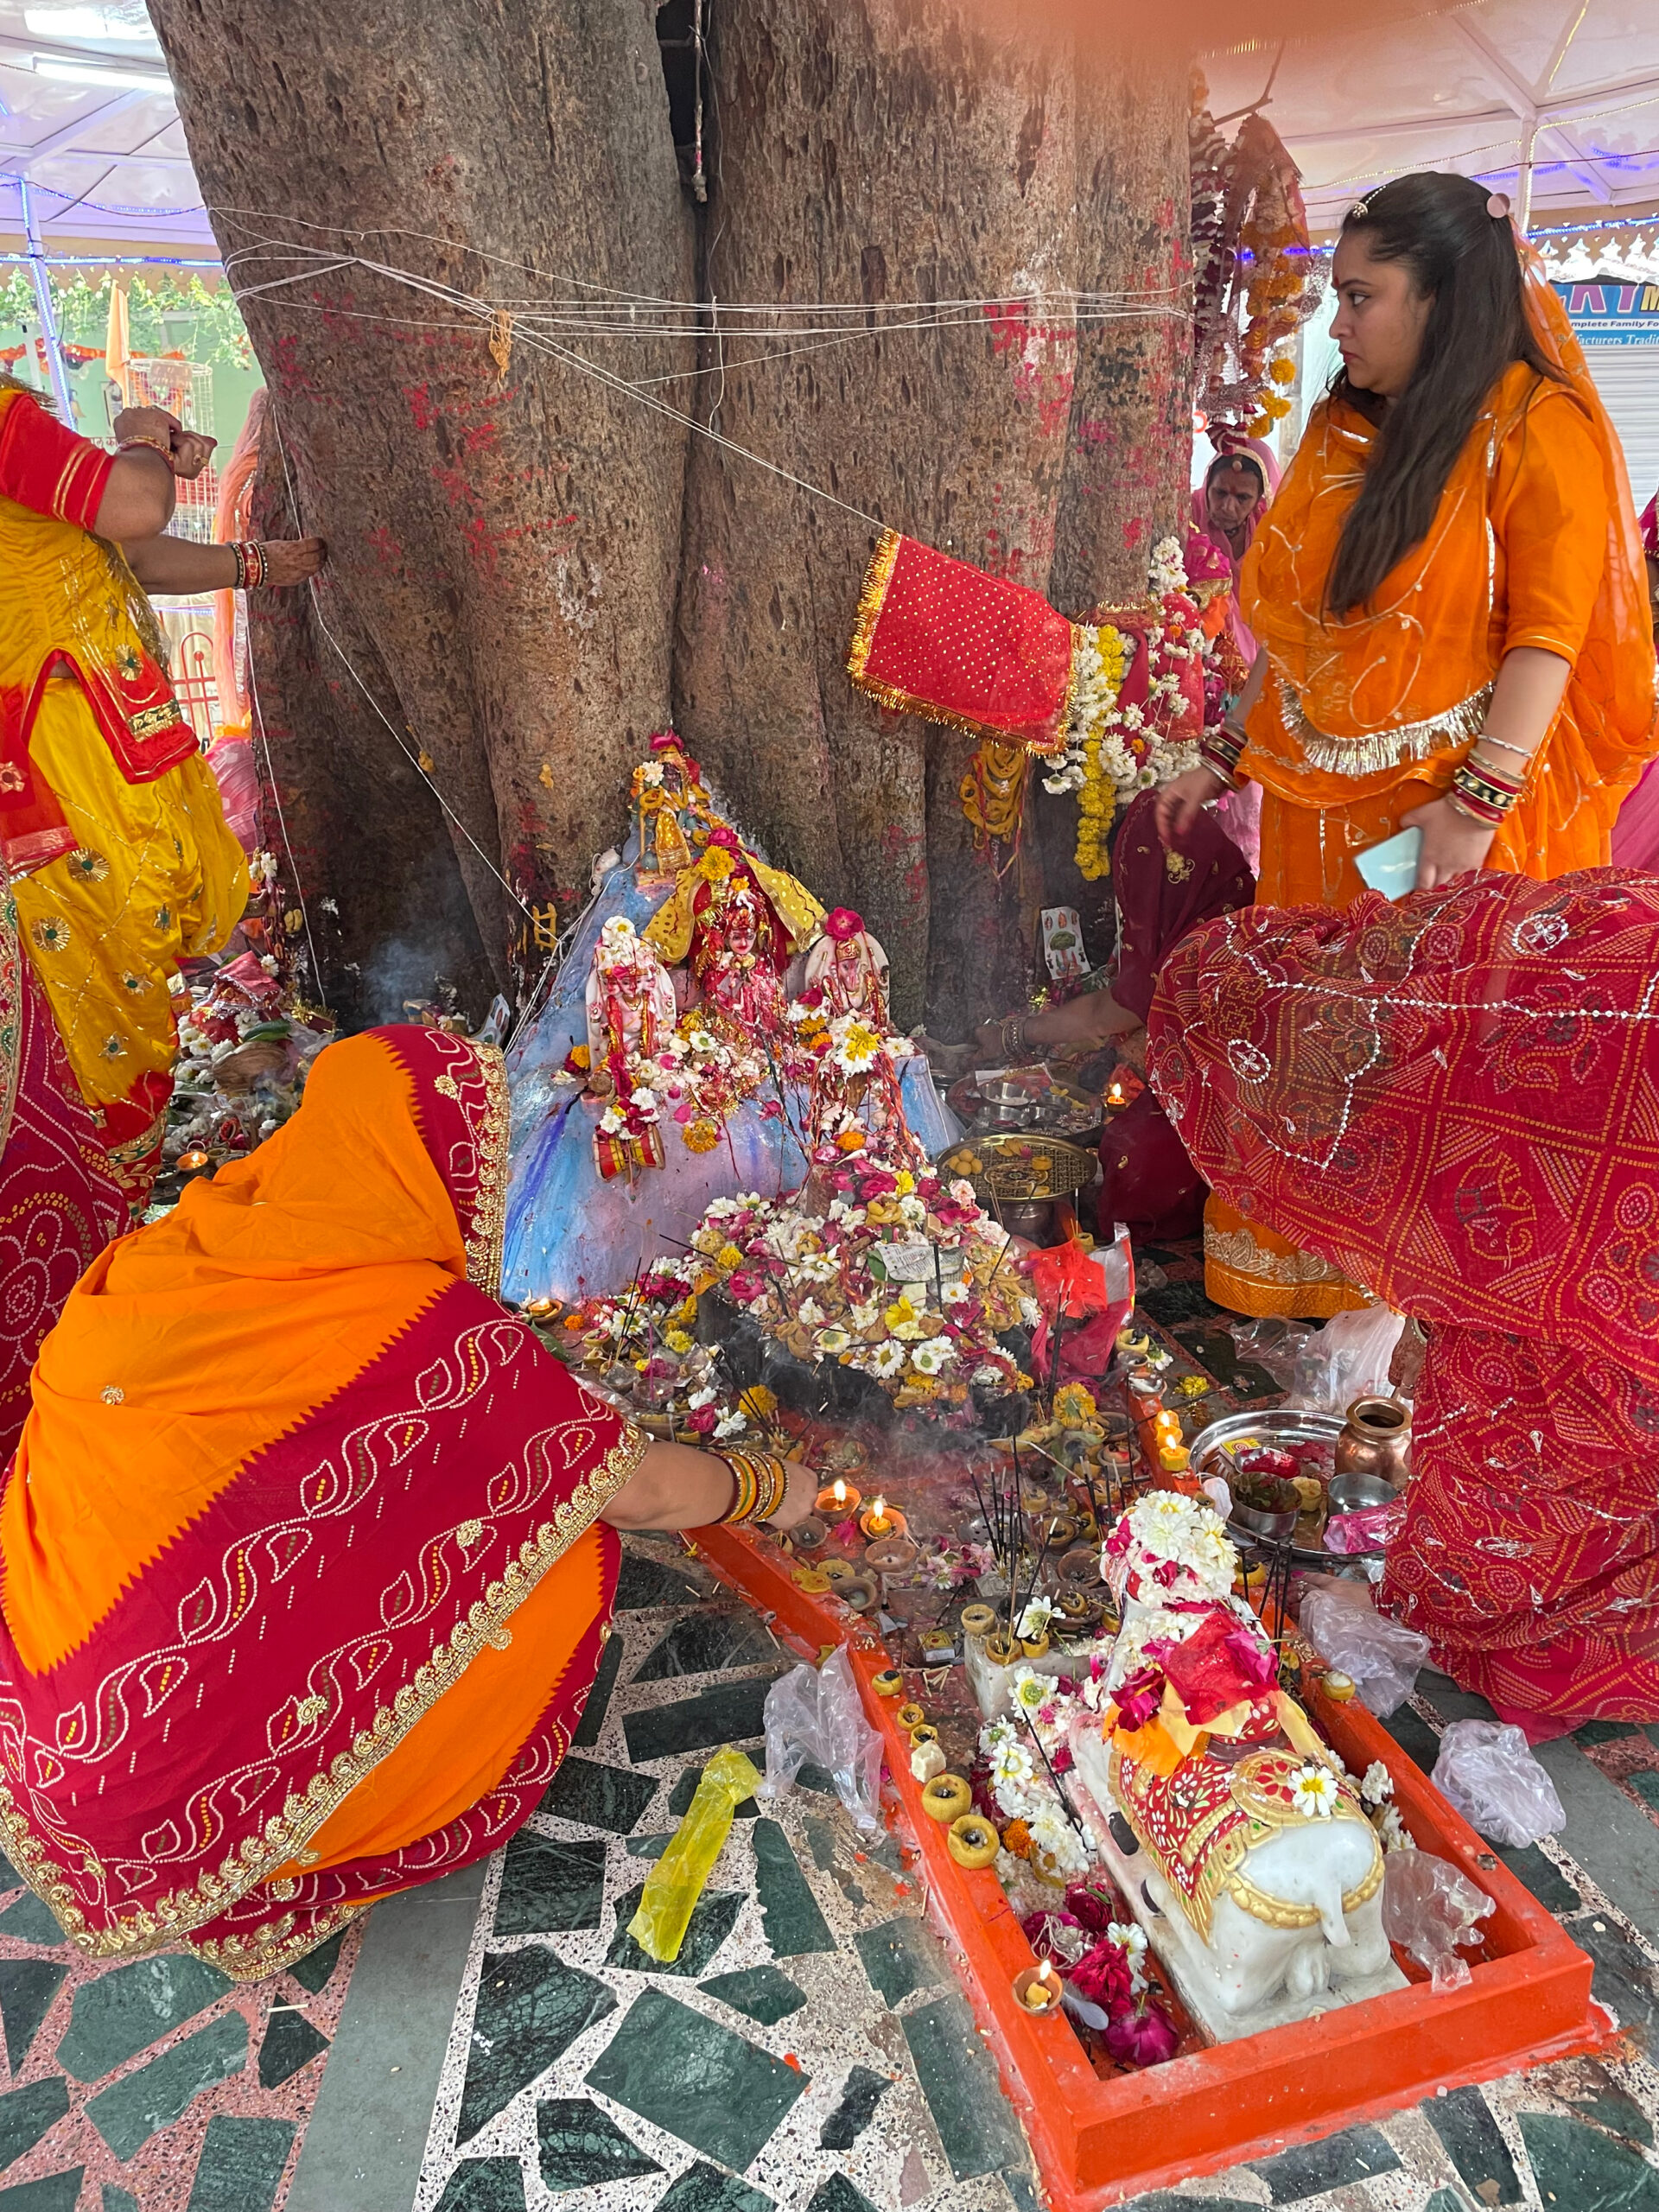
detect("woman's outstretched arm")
[601,1435,818,1531]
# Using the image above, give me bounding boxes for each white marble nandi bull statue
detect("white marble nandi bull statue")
[1068,1493,1404,2041]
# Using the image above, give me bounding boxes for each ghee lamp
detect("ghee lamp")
[859,1496,906,1540]
[816,1476,862,1518]
[1014,1958,1061,2012]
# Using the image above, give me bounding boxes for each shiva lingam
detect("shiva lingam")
[1065,1494,1405,2043]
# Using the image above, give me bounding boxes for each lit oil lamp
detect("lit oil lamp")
[1014,1958,1061,2012]
[522,1295,559,1321]
[859,1495,907,1540]
[1104,1080,1128,1116]
[816,1475,862,1518]
[176,1149,211,1173]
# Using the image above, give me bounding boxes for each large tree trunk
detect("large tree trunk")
[150,0,696,989]
[151,0,1190,1030]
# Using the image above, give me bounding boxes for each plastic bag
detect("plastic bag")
[1430,1719,1567,1849]
[1285,1306,1408,1414]
[627,1746,762,1963]
[1382,1850,1494,1992]
[1299,1583,1431,1717]
[1028,1227,1135,1384]
[760,1647,884,1831]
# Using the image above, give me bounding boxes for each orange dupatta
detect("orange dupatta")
[1,1026,641,1974]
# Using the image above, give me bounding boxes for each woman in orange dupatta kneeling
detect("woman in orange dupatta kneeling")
[0,1025,811,1978]
[1159,173,1658,1319]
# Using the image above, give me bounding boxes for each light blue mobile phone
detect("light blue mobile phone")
[1354,827,1422,901]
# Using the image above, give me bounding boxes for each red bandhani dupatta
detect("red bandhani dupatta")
[0,1026,645,1974]
[1149,870,1659,1726]
[0,890,124,1463]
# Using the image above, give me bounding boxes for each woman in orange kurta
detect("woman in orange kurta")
[0,1024,811,1978]
[1158,173,1658,1317]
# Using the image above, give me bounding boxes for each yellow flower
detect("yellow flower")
[663,1328,694,1354]
[715,1242,745,1270]
[702,847,736,881]
[568,1044,591,1070]
[1053,1382,1098,1427]
[893,1170,915,1196]
[884,1297,917,1331]
[1269,355,1296,384]
[683,1119,721,1154]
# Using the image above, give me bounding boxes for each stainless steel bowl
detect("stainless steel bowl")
[1232,1499,1298,1541]
[1327,1469,1399,1516]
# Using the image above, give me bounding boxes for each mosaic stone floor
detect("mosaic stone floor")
[5,1537,1659,2210]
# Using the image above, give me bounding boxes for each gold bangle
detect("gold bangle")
[118,435,175,466]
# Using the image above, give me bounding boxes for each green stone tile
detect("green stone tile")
[0,1895,64,1948]
[0,1855,19,1892]
[1519,2110,1659,2209]
[626,1834,674,1859]
[572,1630,625,1748]
[102,2190,140,2212]
[698,1965,806,2026]
[751,1819,836,1957]
[185,2115,296,2212]
[804,2178,879,2212]
[1423,2085,1521,2205]
[1379,1705,1442,1775]
[434,2162,526,2212]
[1496,1842,1581,1916]
[0,2174,84,2212]
[853,1916,949,2007]
[1577,1721,1643,1746]
[457,1948,617,2145]
[494,1833,607,1936]
[652,2158,775,2211]
[257,2006,329,2088]
[583,1986,808,2171]
[615,1554,707,1609]
[0,2075,68,2170]
[1567,2084,1655,2148]
[1422,2193,1466,2212]
[287,1929,346,1998]
[623,1676,779,1765]
[539,1756,658,1835]
[634,1612,779,1681]
[669,1766,760,1819]
[1115,2198,1261,2212]
[1624,1770,1659,1812]
[1248,2123,1402,2200]
[56,1953,233,2082]
[901,1993,1027,2181]
[606,1882,743,1977]
[0,1961,67,2074]
[536,2096,662,2193]
[1578,1920,1659,2036]
[85,2012,248,2160]
[819,2063,893,2150]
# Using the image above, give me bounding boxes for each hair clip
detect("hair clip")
[1486,191,1511,219]
[1346,198,1370,221]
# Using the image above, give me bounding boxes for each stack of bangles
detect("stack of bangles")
[996,1008,1031,1060]
[1449,740,1528,827]
[715,1446,791,1526]
[1198,719,1247,790]
[229,542,270,591]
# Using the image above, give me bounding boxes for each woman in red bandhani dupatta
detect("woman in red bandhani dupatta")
[0,1024,812,1977]
[0,883,125,1463]
[1149,868,1659,1734]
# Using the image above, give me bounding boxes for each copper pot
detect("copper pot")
[1334,1395,1412,1486]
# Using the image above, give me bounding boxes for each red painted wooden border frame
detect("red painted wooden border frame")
[695,1521,1611,2211]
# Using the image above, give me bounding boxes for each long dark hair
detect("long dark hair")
[1326,172,1558,615]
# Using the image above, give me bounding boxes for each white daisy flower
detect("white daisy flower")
[1360,1760,1395,1807]
[714,1408,749,1440]
[910,1338,953,1376]
[1290,1764,1339,1820]
[867,1341,906,1380]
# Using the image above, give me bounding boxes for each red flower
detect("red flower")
[1104,1994,1180,2068]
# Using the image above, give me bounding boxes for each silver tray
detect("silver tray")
[1188,1408,1387,1567]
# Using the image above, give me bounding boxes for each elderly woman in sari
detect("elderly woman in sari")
[1157,173,1658,1319]
[0,1026,813,1976]
[1151,867,1659,1736]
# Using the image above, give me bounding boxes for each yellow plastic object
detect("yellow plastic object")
[626,1745,763,1963]
[921,1773,972,1822]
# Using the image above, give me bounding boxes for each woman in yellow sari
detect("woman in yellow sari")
[1157,173,1658,1316]
[0,1024,812,1976]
